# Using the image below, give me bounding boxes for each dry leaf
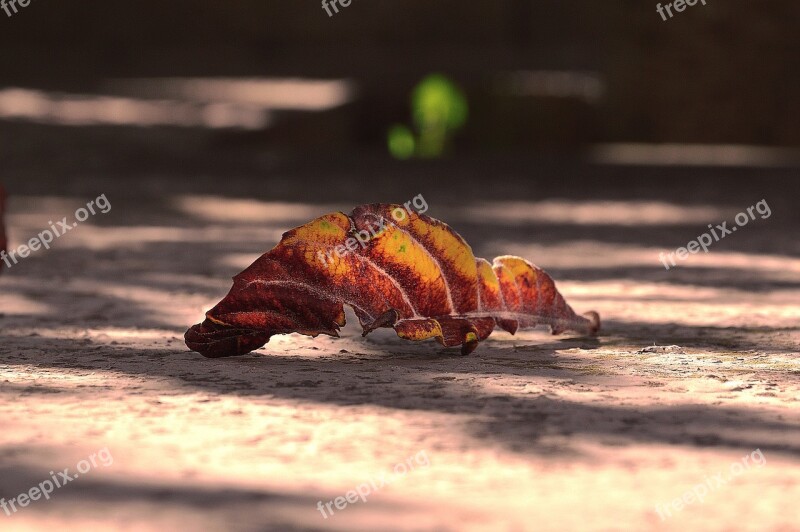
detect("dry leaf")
[186,204,599,357]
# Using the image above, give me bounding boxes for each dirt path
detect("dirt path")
[1,174,798,531]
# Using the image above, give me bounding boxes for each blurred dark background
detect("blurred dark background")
[0,0,798,205]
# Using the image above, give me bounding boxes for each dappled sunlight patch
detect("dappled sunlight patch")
[137,272,233,292]
[558,279,800,329]
[172,196,343,225]
[0,223,284,257]
[492,241,800,276]
[49,225,284,251]
[590,143,800,167]
[0,292,51,316]
[218,252,267,271]
[104,77,356,112]
[0,366,143,393]
[0,88,271,130]
[443,200,728,227]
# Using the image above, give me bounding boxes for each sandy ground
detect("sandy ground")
[0,166,799,531]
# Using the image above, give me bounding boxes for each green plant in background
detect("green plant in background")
[388,74,468,159]
[387,124,416,160]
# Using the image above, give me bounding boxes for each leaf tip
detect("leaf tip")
[583,311,601,336]
[461,336,479,356]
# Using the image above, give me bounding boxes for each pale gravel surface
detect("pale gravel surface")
[1,184,799,531]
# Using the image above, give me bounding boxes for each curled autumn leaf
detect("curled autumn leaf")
[186,204,599,358]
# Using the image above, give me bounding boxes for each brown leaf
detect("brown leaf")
[186,204,599,358]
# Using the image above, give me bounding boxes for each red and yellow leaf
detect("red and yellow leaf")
[185,204,599,358]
